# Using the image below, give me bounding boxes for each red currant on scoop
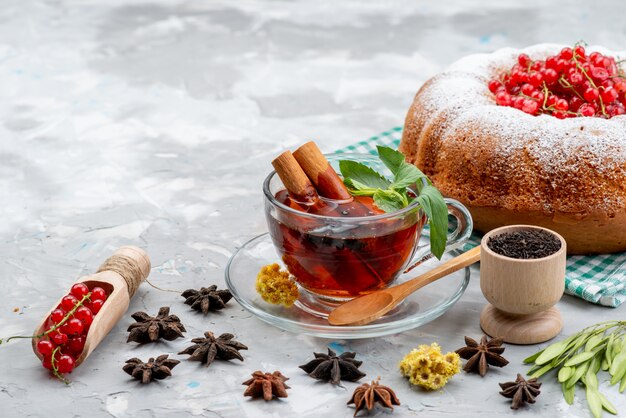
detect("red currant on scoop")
[65,318,84,335]
[74,306,94,326]
[60,295,79,311]
[51,332,68,346]
[36,340,54,357]
[56,355,75,374]
[89,299,104,314]
[50,309,65,324]
[91,287,107,301]
[42,356,53,370]
[67,336,86,353]
[70,283,90,299]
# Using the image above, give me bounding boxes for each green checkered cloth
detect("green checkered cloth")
[337,127,626,308]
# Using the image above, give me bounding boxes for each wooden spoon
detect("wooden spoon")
[327,246,481,326]
[32,246,150,366]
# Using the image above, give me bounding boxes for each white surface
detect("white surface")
[1,1,625,417]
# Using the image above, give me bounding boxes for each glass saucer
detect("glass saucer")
[225,233,471,339]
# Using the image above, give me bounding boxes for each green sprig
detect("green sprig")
[338,146,448,259]
[525,321,626,418]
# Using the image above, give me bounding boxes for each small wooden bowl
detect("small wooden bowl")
[479,225,566,344]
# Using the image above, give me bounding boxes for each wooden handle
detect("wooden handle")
[32,246,151,366]
[293,141,352,201]
[272,150,319,203]
[391,246,481,300]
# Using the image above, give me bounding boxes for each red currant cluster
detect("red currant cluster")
[488,45,626,118]
[35,283,108,380]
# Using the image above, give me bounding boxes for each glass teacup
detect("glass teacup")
[263,153,473,307]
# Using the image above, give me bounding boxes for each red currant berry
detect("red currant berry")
[75,306,93,326]
[579,103,595,117]
[584,88,599,102]
[560,47,574,60]
[546,56,558,69]
[590,67,609,82]
[568,72,583,86]
[42,356,53,370]
[89,299,104,314]
[521,83,535,96]
[555,98,569,111]
[56,355,75,374]
[518,53,532,68]
[513,96,525,109]
[67,336,86,353]
[574,45,586,60]
[601,87,619,103]
[488,79,502,93]
[569,97,583,112]
[543,68,558,84]
[529,72,544,87]
[530,91,544,102]
[50,309,65,324]
[65,318,84,335]
[553,111,568,119]
[37,340,54,357]
[51,332,68,346]
[522,99,539,115]
[70,283,90,299]
[609,105,625,117]
[91,287,107,301]
[546,95,558,107]
[61,295,79,311]
[555,59,567,72]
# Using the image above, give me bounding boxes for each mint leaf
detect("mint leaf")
[391,164,430,190]
[373,189,405,213]
[344,178,379,196]
[339,160,391,190]
[417,184,448,259]
[377,146,405,175]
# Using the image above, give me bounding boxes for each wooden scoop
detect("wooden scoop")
[327,246,481,326]
[32,246,150,366]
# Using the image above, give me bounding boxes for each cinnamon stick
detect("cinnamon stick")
[272,151,320,203]
[293,141,352,201]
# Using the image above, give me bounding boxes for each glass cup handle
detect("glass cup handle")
[404,198,474,273]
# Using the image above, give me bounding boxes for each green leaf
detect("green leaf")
[529,363,553,379]
[586,388,603,418]
[391,164,429,190]
[567,361,589,388]
[562,382,575,405]
[599,392,617,415]
[585,366,598,390]
[524,349,544,364]
[339,160,391,190]
[416,185,448,259]
[565,351,595,367]
[585,334,605,352]
[344,178,380,196]
[377,145,405,175]
[558,366,573,382]
[620,372,626,393]
[373,189,405,213]
[536,339,572,365]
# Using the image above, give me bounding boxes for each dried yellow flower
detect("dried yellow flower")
[256,264,299,307]
[399,343,461,390]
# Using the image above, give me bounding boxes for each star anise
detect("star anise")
[242,371,290,401]
[299,348,366,385]
[178,331,247,367]
[348,379,400,416]
[127,306,186,343]
[455,335,509,376]
[181,285,232,314]
[123,354,180,384]
[499,373,542,409]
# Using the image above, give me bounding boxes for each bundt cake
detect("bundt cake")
[400,44,626,254]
